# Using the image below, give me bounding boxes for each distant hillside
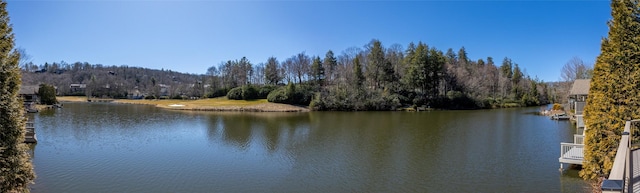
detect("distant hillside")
[20,39,568,110]
[21,62,206,99]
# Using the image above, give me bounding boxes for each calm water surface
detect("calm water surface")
[29,103,588,192]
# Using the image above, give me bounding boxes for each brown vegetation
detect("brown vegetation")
[57,96,309,112]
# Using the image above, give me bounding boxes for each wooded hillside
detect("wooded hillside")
[21,39,561,110]
[21,62,206,99]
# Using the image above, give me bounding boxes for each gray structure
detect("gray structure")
[568,79,590,115]
[559,79,591,169]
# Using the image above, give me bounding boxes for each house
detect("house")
[127,89,144,99]
[70,83,86,94]
[568,79,590,115]
[19,85,39,103]
[158,84,170,97]
[19,85,39,112]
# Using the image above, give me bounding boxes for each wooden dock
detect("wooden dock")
[24,121,37,143]
[631,149,640,193]
[552,113,570,120]
[87,98,114,103]
[559,115,585,169]
[559,143,584,165]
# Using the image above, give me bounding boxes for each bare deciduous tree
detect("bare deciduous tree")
[557,57,593,103]
[291,52,310,84]
[561,57,592,82]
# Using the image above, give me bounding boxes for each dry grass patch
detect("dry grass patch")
[57,96,89,102]
[115,97,268,108]
[58,96,307,112]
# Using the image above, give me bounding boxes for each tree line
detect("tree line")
[205,39,555,110]
[22,39,559,110]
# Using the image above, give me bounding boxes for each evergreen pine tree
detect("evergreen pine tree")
[581,0,640,180]
[310,56,325,86]
[405,42,429,94]
[323,50,337,83]
[426,48,445,98]
[0,1,36,191]
[264,57,280,85]
[38,84,57,105]
[367,39,390,90]
[353,56,364,88]
[457,47,468,65]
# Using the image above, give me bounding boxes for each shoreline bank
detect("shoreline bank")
[57,96,310,112]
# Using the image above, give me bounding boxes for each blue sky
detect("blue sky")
[7,1,610,82]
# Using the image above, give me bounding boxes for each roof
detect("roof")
[18,85,39,95]
[70,83,86,88]
[569,79,591,95]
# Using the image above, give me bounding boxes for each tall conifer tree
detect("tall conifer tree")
[264,57,280,85]
[310,56,325,86]
[323,50,337,83]
[0,0,36,191]
[353,56,364,88]
[581,0,640,180]
[405,42,428,94]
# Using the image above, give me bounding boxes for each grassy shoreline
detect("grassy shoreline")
[57,96,309,112]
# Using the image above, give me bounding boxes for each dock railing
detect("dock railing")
[559,116,587,168]
[576,115,585,129]
[601,120,638,193]
[560,143,584,164]
[23,121,36,143]
[575,102,586,115]
[574,134,585,144]
[577,127,585,137]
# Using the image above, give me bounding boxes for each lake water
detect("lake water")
[28,103,588,192]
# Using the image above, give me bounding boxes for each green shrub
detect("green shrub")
[241,85,258,100]
[171,95,183,100]
[309,92,325,110]
[258,85,278,98]
[521,93,540,107]
[501,103,521,108]
[482,98,496,108]
[38,84,58,105]
[267,83,313,106]
[290,84,313,105]
[439,91,479,109]
[309,87,356,111]
[227,85,268,100]
[412,95,427,106]
[446,90,464,100]
[310,87,404,111]
[267,87,288,103]
[207,88,229,98]
[227,87,243,100]
[502,99,519,104]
